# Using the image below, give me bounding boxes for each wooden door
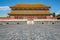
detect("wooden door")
[27,16,34,20]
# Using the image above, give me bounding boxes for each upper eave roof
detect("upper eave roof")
[10,4,51,8]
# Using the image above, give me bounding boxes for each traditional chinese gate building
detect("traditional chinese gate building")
[8,4,52,20]
[0,4,56,21]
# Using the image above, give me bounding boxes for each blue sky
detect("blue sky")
[0,0,60,17]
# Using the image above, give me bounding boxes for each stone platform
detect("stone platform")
[0,19,60,40]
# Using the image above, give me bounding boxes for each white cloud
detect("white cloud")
[0,6,11,10]
[0,6,11,17]
[56,10,60,15]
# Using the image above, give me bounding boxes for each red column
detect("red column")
[9,16,15,19]
[46,16,52,19]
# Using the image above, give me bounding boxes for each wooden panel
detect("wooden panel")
[15,16,23,19]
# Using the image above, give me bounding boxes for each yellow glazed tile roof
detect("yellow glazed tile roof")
[10,4,50,8]
[9,11,50,14]
[57,16,60,18]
